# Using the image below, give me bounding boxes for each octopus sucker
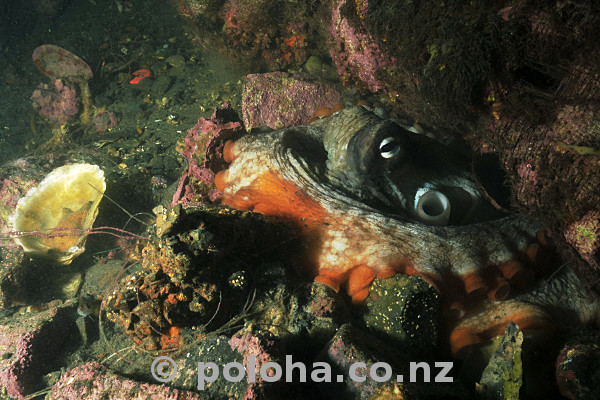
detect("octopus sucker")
[217,105,600,355]
[222,139,239,163]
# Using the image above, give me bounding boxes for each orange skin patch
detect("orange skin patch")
[221,170,328,229]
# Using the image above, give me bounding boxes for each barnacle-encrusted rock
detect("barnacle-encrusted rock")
[320,324,465,399]
[8,163,105,265]
[476,322,523,400]
[364,274,439,351]
[556,330,600,400]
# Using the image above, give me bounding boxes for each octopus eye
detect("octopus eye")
[379,137,401,159]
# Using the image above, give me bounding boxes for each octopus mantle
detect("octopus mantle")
[215,106,600,355]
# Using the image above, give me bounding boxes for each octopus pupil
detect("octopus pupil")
[379,137,401,159]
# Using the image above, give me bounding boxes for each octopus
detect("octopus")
[215,105,600,356]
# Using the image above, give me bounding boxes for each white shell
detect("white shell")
[8,163,105,264]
